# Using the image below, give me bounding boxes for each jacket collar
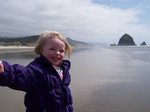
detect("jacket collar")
[35,55,71,71]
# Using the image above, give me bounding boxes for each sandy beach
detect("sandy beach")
[0,47,150,112]
[0,46,35,53]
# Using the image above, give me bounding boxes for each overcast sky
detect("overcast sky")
[0,0,150,45]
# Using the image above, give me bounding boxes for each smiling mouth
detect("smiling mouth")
[52,57,61,62]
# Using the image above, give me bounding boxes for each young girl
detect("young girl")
[0,31,73,112]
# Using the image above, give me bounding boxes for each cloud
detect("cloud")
[0,0,150,44]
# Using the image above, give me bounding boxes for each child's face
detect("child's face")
[42,37,65,66]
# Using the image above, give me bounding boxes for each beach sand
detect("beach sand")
[0,46,35,53]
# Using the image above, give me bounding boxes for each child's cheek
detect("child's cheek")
[47,53,52,58]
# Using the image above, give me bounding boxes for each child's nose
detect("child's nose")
[56,51,60,55]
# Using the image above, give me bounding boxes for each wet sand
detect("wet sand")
[70,47,150,112]
[0,47,150,112]
[0,46,34,53]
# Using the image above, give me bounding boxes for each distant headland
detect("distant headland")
[0,35,91,53]
[0,35,90,47]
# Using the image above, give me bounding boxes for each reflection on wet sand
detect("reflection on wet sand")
[1,47,150,112]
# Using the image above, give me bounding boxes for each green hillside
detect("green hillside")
[0,35,89,47]
[0,35,39,46]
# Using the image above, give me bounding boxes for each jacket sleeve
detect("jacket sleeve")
[0,61,39,92]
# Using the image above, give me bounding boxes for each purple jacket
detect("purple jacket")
[0,55,73,112]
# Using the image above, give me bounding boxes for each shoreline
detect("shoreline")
[0,45,91,54]
[0,46,35,53]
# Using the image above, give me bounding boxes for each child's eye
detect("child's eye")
[60,49,65,53]
[49,48,55,51]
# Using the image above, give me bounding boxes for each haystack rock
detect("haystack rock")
[117,33,136,46]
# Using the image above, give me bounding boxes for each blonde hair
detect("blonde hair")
[34,31,72,58]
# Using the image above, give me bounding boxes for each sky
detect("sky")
[0,0,150,45]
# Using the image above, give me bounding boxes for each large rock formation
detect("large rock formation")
[140,41,146,46]
[117,33,136,46]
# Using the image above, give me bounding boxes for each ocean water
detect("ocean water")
[0,46,150,112]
